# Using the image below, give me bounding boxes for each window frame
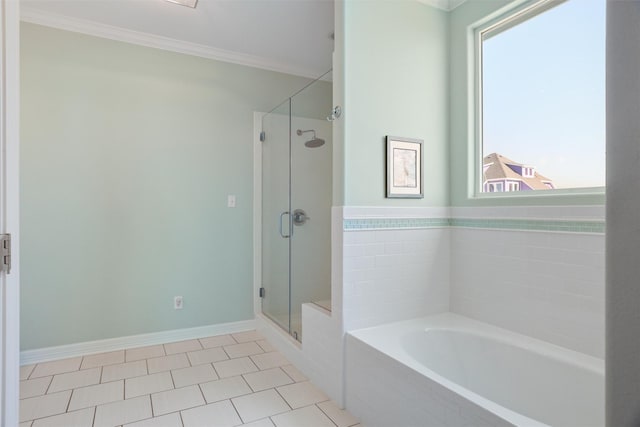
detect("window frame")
[469,0,606,200]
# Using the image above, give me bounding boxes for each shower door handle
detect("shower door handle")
[279,211,291,238]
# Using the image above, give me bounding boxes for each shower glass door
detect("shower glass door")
[261,99,291,333]
[260,70,332,341]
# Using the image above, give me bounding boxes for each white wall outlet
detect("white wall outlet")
[174,296,183,310]
[227,194,236,208]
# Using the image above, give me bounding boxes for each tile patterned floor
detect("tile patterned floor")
[19,331,360,427]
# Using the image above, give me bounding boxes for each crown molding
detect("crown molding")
[448,0,468,10]
[20,6,325,80]
[418,0,468,11]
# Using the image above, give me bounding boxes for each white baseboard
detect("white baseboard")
[21,319,256,366]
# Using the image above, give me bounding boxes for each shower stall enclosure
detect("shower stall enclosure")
[259,71,333,341]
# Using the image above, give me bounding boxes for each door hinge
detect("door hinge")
[1,234,11,274]
[259,287,265,298]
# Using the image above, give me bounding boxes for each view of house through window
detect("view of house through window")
[480,0,605,194]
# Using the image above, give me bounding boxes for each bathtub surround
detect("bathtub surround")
[341,207,451,332]
[338,205,605,357]
[450,205,605,358]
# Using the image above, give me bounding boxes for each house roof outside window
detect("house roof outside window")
[483,152,554,190]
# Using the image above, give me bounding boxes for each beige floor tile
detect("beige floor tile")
[317,400,359,427]
[231,389,290,423]
[19,421,33,427]
[94,395,152,427]
[199,334,237,349]
[276,381,329,409]
[241,419,275,427]
[48,367,101,393]
[31,407,95,427]
[200,376,252,403]
[126,345,165,362]
[181,400,241,427]
[231,331,263,343]
[81,351,125,370]
[163,340,202,355]
[271,405,335,427]
[250,352,289,370]
[223,342,264,359]
[19,390,72,423]
[68,380,123,411]
[147,354,190,374]
[125,372,174,399]
[30,357,82,378]
[213,357,258,378]
[171,364,218,388]
[20,376,52,399]
[151,385,205,416]
[280,365,307,382]
[20,365,36,381]
[256,340,276,353]
[124,412,182,427]
[243,368,293,392]
[186,347,228,366]
[102,360,148,383]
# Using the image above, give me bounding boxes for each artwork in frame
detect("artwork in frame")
[386,136,423,198]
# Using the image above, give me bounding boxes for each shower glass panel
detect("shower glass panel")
[261,99,291,333]
[290,75,333,338]
[261,70,332,341]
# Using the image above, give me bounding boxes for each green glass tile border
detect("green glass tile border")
[450,218,605,233]
[343,218,450,231]
[343,217,605,233]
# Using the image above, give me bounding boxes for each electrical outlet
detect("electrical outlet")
[174,296,183,310]
[227,195,236,208]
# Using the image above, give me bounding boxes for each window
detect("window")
[486,182,503,192]
[475,0,605,195]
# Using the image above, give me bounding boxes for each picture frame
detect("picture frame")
[386,136,423,198]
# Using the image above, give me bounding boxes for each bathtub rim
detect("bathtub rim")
[346,312,604,427]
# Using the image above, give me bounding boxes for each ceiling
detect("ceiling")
[21,0,335,79]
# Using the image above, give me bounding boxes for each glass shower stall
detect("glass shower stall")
[260,71,332,341]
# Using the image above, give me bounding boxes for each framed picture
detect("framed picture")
[386,136,423,198]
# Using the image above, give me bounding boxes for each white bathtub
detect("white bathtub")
[345,313,604,427]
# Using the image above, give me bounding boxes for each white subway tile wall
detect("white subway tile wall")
[342,228,450,331]
[450,227,605,358]
[340,205,605,358]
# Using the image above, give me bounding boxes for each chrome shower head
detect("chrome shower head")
[304,138,325,148]
[296,129,326,148]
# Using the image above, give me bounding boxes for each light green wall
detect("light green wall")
[20,23,328,350]
[342,1,449,207]
[449,0,605,206]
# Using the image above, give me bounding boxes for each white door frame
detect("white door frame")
[0,0,20,425]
